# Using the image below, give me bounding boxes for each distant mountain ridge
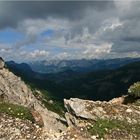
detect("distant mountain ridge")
[28,58,140,73]
[56,60,140,101]
[6,58,140,101]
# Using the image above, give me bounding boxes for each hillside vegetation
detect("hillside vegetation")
[6,60,140,101]
[56,61,140,100]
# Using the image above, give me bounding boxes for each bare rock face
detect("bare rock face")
[0,58,66,133]
[64,98,106,120]
[0,57,4,69]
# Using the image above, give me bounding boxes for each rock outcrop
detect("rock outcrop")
[64,97,140,123]
[64,98,140,139]
[0,60,66,133]
[64,98,106,120]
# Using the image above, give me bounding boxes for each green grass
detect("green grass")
[0,102,35,122]
[36,89,66,117]
[42,99,66,117]
[29,85,66,117]
[87,119,140,138]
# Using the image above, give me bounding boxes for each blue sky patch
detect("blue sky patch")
[0,29,24,43]
[41,29,54,38]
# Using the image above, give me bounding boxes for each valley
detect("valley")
[6,58,140,101]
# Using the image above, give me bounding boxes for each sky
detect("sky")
[0,0,140,62]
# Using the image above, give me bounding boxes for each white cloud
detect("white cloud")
[1,1,140,62]
[83,43,112,59]
[53,52,71,60]
[18,17,70,36]
[10,17,71,50]
[30,50,50,58]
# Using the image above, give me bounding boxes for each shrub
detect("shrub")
[128,82,140,98]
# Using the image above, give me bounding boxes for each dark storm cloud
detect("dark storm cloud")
[0,1,114,29]
[93,1,140,56]
[111,40,140,52]
[123,37,140,43]
[1,0,140,61]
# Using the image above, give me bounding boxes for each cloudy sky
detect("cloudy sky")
[0,0,140,62]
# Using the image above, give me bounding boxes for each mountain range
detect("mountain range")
[28,58,140,73]
[6,58,140,101]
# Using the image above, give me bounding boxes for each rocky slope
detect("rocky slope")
[0,58,140,139]
[63,97,140,139]
[0,58,66,133]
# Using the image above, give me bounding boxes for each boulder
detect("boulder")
[64,98,106,120]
